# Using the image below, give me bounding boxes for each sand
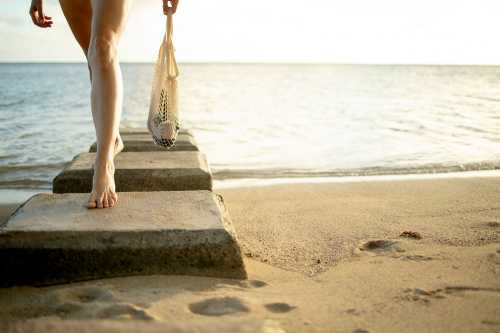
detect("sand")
[0,177,499,332]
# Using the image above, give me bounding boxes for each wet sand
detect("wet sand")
[1,177,499,332]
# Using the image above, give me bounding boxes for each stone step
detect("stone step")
[53,151,212,193]
[89,132,199,152]
[120,128,194,137]
[0,191,247,286]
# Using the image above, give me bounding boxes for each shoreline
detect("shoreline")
[2,169,500,204]
[2,159,500,194]
[213,169,500,189]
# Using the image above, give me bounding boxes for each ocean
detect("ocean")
[0,63,499,203]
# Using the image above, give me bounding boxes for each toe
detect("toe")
[87,192,97,209]
[111,192,118,204]
[103,194,109,208]
[108,195,116,207]
[96,194,104,209]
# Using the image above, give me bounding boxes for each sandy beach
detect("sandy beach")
[0,176,499,332]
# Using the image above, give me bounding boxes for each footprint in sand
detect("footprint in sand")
[49,286,117,305]
[359,240,405,253]
[53,302,86,317]
[53,301,154,320]
[239,279,268,288]
[400,254,435,262]
[400,230,422,239]
[402,285,500,305]
[45,286,154,321]
[46,286,117,317]
[264,302,296,313]
[401,288,446,304]
[213,279,268,292]
[96,303,155,320]
[346,308,364,316]
[471,221,500,230]
[188,297,250,316]
[487,252,500,265]
[443,286,500,294]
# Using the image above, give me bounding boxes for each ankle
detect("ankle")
[94,156,114,170]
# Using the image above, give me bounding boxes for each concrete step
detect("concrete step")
[89,132,199,152]
[120,128,194,137]
[53,151,212,193]
[0,191,247,286]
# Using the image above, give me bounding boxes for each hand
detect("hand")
[163,0,179,15]
[29,0,53,28]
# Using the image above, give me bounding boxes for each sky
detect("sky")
[1,0,500,64]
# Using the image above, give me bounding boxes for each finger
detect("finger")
[172,0,178,13]
[39,20,52,28]
[164,0,176,14]
[164,2,171,15]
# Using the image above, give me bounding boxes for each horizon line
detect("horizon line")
[1,61,500,67]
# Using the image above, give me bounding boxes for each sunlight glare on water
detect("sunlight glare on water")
[0,63,499,194]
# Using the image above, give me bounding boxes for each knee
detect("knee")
[87,35,118,71]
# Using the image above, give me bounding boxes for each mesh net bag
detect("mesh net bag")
[148,8,180,148]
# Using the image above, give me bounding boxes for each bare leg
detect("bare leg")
[86,0,131,209]
[59,0,125,209]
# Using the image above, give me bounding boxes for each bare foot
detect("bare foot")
[88,135,123,209]
[88,158,117,209]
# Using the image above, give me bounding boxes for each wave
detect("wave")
[0,179,51,189]
[212,160,500,180]
[0,99,26,108]
[463,94,500,103]
[0,162,67,175]
[0,160,499,190]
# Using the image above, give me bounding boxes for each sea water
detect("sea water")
[0,63,499,202]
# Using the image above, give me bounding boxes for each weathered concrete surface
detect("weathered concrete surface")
[121,128,194,136]
[89,133,199,152]
[120,128,194,137]
[53,151,212,193]
[0,191,247,286]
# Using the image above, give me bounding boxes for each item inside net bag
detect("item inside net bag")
[147,7,180,148]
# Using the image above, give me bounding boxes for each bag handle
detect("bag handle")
[165,7,179,79]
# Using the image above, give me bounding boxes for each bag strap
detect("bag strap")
[165,7,179,79]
